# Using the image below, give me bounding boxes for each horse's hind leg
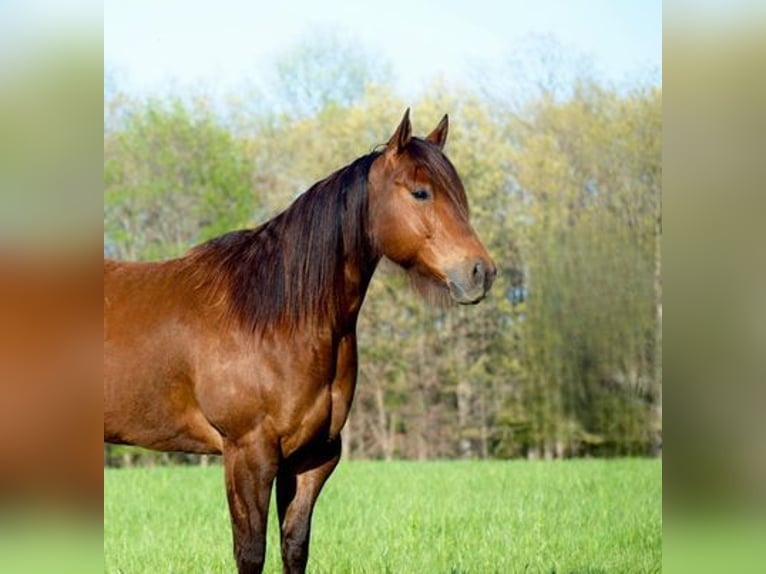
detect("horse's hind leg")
[275,439,341,574]
[223,433,280,574]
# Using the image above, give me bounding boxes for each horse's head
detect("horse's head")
[368,110,496,305]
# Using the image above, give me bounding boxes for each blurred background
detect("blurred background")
[104,0,663,466]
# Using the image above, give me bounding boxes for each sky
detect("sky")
[104,0,662,99]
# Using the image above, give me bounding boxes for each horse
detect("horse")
[104,110,496,573]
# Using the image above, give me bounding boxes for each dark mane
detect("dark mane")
[187,151,382,334]
[407,137,469,217]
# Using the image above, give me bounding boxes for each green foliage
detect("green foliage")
[104,98,256,260]
[104,460,662,573]
[509,83,662,456]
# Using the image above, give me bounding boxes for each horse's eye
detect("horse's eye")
[411,189,430,201]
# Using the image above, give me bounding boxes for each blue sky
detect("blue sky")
[105,0,661,98]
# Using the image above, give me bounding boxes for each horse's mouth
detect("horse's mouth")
[448,281,487,305]
[445,259,495,305]
[457,295,484,305]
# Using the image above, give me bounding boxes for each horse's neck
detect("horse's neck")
[333,258,373,335]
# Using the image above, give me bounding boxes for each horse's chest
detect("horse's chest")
[197,333,356,456]
[277,335,357,457]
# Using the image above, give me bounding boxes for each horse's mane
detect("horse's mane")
[407,138,469,217]
[186,151,382,334]
[185,137,469,333]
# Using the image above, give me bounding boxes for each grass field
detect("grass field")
[104,459,661,573]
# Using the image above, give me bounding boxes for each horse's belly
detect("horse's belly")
[104,343,224,455]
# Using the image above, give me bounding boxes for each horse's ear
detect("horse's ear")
[426,114,449,150]
[387,108,412,153]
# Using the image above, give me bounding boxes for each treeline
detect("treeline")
[104,39,661,463]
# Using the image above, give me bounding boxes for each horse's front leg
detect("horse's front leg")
[223,432,280,574]
[276,438,341,574]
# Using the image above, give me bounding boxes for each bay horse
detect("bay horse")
[104,110,496,573]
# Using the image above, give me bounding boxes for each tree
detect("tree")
[508,82,662,456]
[103,44,662,463]
[266,31,393,119]
[104,97,257,260]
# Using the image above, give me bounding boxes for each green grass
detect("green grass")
[104,459,661,573]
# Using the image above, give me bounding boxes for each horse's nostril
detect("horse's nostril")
[472,260,485,281]
[479,262,496,292]
[486,265,497,289]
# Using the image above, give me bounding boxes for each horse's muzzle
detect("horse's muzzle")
[447,258,497,305]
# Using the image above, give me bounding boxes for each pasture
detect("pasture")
[104,459,661,573]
